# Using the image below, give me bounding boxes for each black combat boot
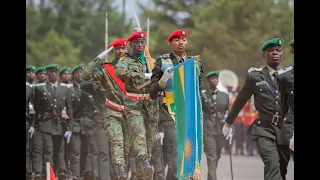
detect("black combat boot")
[33,173,42,180]
[57,170,67,180]
[140,158,153,180]
[26,173,33,180]
[114,164,128,180]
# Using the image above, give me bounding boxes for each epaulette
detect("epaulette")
[36,83,46,87]
[26,82,34,87]
[278,66,293,75]
[159,54,170,59]
[248,67,262,73]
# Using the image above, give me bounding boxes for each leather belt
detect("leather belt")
[105,98,124,112]
[126,93,150,100]
[258,113,281,125]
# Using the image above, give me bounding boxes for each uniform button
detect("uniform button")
[290,91,293,94]
[276,96,279,99]
[276,90,278,93]
[276,101,278,104]
[54,105,57,107]
[51,104,53,106]
[214,102,216,104]
[276,112,278,115]
[260,89,262,91]
[78,99,80,101]
[258,121,261,124]
[54,99,57,101]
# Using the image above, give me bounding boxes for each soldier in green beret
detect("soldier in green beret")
[222,38,291,180]
[32,64,73,180]
[278,39,294,159]
[59,67,72,84]
[201,71,229,180]
[26,65,36,179]
[35,66,47,83]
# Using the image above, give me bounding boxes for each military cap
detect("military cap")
[71,65,84,75]
[35,66,46,75]
[59,67,71,75]
[127,31,147,41]
[205,71,220,78]
[289,39,294,48]
[168,29,189,42]
[260,38,284,52]
[109,38,127,47]
[26,65,36,71]
[45,64,60,71]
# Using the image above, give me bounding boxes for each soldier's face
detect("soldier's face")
[73,70,82,82]
[170,37,188,54]
[208,75,219,88]
[47,69,59,82]
[130,39,146,54]
[36,72,47,82]
[263,47,283,67]
[60,72,71,82]
[26,70,35,81]
[113,46,127,59]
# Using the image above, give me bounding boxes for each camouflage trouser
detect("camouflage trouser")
[124,98,159,179]
[105,109,130,166]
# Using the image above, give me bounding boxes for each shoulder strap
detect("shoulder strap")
[103,64,126,94]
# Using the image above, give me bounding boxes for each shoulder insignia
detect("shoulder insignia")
[160,54,170,58]
[36,83,46,87]
[278,66,293,75]
[248,67,262,73]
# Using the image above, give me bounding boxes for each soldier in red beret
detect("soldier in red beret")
[149,29,204,180]
[115,31,159,180]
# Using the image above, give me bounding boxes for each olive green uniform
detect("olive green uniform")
[202,88,229,180]
[26,82,34,176]
[225,66,290,180]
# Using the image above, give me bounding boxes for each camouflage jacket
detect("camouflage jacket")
[115,53,151,94]
[82,57,125,105]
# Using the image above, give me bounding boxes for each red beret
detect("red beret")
[109,38,127,47]
[167,29,188,42]
[127,31,147,42]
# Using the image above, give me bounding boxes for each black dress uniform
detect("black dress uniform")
[278,65,294,159]
[201,73,229,180]
[26,81,35,178]
[150,52,203,180]
[225,66,290,180]
[33,79,73,179]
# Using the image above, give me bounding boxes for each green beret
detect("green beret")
[59,67,71,75]
[71,65,85,74]
[45,64,60,71]
[206,71,220,78]
[260,38,284,52]
[26,65,36,71]
[289,39,294,48]
[35,66,46,75]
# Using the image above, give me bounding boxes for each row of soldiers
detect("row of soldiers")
[26,28,294,180]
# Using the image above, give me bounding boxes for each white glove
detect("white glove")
[160,67,173,82]
[144,73,152,80]
[226,128,233,145]
[64,130,72,144]
[28,127,35,138]
[157,132,164,145]
[222,124,231,137]
[289,134,294,151]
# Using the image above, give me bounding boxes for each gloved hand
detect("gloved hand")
[157,132,164,145]
[289,134,294,151]
[144,73,152,80]
[28,127,35,138]
[226,128,233,145]
[64,130,72,144]
[222,124,231,137]
[160,67,173,82]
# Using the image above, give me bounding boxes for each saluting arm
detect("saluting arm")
[225,73,254,126]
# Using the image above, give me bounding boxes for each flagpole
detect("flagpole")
[46,162,50,180]
[105,12,108,62]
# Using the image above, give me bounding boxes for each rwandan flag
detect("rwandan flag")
[172,57,203,179]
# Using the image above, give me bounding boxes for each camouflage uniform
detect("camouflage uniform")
[116,53,159,180]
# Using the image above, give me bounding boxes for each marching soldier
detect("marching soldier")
[80,52,113,180]
[32,64,73,180]
[278,39,294,159]
[115,30,159,180]
[30,66,47,180]
[222,38,291,180]
[35,66,47,83]
[59,67,72,84]
[26,65,36,180]
[68,65,90,180]
[201,71,229,180]
[149,29,203,180]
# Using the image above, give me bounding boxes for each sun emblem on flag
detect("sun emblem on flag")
[185,139,193,159]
